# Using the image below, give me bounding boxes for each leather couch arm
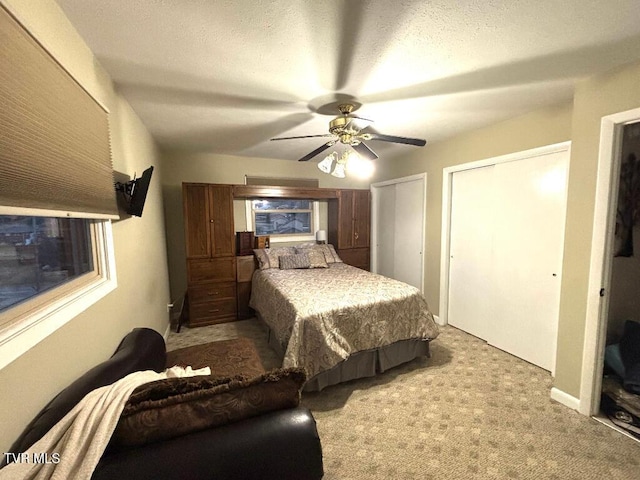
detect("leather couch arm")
[92,407,323,480]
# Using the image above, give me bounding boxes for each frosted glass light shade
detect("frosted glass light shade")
[318,153,336,174]
[331,162,346,178]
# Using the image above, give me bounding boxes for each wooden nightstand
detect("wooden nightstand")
[236,255,257,319]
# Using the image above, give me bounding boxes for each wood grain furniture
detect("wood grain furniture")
[182,182,372,326]
[183,183,237,326]
[328,189,371,270]
[236,255,257,320]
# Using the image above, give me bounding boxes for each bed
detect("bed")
[249,245,439,391]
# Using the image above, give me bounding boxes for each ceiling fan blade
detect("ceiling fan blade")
[352,141,378,161]
[271,134,335,141]
[298,142,335,162]
[367,133,427,147]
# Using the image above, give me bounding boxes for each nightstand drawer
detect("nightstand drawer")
[189,282,236,304]
[187,257,236,283]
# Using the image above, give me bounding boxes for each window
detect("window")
[246,199,319,243]
[0,214,116,370]
[0,216,94,312]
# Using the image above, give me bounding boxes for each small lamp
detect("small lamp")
[315,230,327,244]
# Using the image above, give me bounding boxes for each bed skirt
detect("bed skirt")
[265,325,430,392]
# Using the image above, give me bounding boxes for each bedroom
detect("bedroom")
[1,0,640,477]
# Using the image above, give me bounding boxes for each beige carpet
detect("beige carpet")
[167,320,640,480]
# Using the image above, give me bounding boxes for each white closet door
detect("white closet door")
[488,152,568,372]
[393,178,424,289]
[375,184,396,279]
[447,165,495,340]
[373,176,425,291]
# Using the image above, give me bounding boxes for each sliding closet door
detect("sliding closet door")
[375,184,396,278]
[447,166,495,340]
[488,151,568,372]
[393,178,425,289]
[447,147,569,372]
[373,175,426,291]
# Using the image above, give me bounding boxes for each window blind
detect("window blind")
[0,5,119,219]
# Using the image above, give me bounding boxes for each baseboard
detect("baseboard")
[550,387,580,411]
[163,321,172,341]
[434,315,445,326]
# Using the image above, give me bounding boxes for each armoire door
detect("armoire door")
[353,190,370,248]
[338,190,354,248]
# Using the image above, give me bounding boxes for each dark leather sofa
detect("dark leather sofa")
[2,328,324,480]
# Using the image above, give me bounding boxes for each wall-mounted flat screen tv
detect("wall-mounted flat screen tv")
[127,166,154,217]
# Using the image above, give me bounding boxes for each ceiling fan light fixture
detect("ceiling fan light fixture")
[347,152,375,179]
[331,161,346,178]
[318,152,337,174]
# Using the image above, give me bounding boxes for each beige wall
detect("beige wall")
[160,150,370,301]
[371,102,574,314]
[374,60,640,401]
[555,60,640,397]
[0,0,171,452]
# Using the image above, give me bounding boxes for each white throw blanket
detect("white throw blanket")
[0,366,210,480]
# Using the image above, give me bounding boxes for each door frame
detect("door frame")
[580,107,640,415]
[371,173,427,293]
[439,141,572,326]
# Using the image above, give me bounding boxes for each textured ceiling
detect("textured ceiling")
[56,0,640,162]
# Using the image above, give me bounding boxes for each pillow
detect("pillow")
[279,253,311,270]
[111,368,307,448]
[253,247,296,270]
[296,244,342,264]
[324,244,343,263]
[307,249,329,268]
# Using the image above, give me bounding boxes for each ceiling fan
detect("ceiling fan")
[270,103,427,162]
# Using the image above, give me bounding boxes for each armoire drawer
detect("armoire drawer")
[187,256,236,283]
[189,298,237,326]
[189,282,236,304]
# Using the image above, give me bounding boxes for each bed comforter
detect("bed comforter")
[250,263,439,380]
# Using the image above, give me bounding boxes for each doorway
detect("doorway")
[581,107,640,418]
[371,173,426,292]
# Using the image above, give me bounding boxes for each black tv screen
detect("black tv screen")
[127,166,154,217]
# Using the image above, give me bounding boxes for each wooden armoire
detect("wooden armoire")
[328,189,371,270]
[182,183,372,327]
[182,183,237,326]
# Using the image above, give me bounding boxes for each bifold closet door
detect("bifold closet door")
[447,165,495,340]
[488,151,568,372]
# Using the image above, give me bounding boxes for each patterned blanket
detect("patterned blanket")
[250,263,439,379]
